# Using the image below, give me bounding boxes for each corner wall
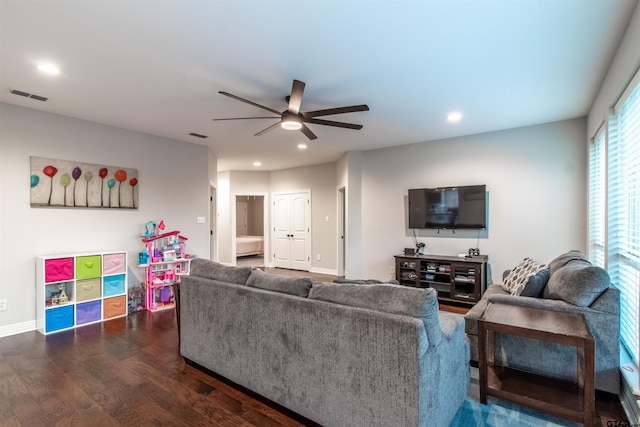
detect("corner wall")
[358,118,587,280]
[0,103,211,335]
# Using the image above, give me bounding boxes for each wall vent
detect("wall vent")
[9,89,48,102]
[189,132,208,139]
[29,94,48,102]
[9,89,29,97]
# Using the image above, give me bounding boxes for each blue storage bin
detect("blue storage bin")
[76,300,101,325]
[103,274,125,297]
[45,305,74,333]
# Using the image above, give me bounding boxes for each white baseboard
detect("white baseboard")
[0,320,36,338]
[310,267,337,276]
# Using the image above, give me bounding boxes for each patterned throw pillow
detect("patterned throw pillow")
[502,258,547,295]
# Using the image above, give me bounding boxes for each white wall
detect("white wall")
[216,171,231,263]
[0,103,211,335]
[358,118,588,281]
[340,152,363,279]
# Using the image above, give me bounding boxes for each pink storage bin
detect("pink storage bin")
[44,258,74,283]
[103,253,126,275]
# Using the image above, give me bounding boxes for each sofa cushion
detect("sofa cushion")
[545,260,610,307]
[189,258,252,285]
[516,268,550,297]
[548,250,588,274]
[502,258,547,295]
[309,283,441,346]
[214,265,253,285]
[189,258,224,277]
[246,268,313,297]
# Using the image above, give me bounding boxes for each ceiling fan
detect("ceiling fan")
[213,80,369,140]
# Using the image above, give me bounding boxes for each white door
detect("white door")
[273,191,311,270]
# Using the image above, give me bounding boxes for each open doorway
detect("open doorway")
[234,194,265,267]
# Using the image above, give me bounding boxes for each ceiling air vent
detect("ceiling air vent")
[9,89,48,102]
[189,132,208,139]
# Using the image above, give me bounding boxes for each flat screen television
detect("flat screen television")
[408,185,487,229]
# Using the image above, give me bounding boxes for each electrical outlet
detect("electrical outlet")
[389,266,395,274]
[0,299,7,311]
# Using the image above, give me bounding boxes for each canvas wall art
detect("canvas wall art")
[30,157,139,209]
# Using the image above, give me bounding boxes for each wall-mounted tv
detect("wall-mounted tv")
[408,185,487,229]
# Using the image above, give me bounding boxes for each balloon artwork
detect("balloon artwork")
[31,159,138,209]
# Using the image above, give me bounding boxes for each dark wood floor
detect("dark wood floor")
[0,309,310,427]
[0,267,628,426]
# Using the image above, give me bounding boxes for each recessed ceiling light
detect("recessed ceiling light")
[447,112,462,123]
[37,63,60,75]
[253,161,261,167]
[297,143,307,150]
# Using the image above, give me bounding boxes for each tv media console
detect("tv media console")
[394,254,487,306]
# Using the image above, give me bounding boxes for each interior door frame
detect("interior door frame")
[210,183,217,262]
[338,186,346,277]
[231,192,269,266]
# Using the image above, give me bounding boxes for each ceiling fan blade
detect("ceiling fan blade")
[304,104,370,118]
[300,124,317,140]
[218,91,282,116]
[288,80,305,115]
[305,118,363,130]
[213,117,279,121]
[254,122,281,136]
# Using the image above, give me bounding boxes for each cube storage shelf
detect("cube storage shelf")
[36,251,128,335]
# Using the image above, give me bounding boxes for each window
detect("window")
[588,129,606,268]
[608,77,640,365]
[589,71,640,365]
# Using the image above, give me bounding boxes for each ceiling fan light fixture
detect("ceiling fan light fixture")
[281,118,302,130]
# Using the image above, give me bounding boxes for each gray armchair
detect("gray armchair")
[465,251,620,394]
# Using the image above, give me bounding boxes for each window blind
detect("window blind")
[608,77,640,365]
[588,129,606,268]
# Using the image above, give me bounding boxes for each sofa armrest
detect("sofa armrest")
[487,285,619,316]
[439,311,466,341]
[488,293,589,315]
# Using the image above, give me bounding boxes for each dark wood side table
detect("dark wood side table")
[478,303,595,427]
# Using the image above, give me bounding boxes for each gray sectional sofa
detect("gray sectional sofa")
[464,250,620,394]
[179,258,470,427]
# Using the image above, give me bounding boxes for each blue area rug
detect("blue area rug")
[450,397,580,427]
[450,368,580,426]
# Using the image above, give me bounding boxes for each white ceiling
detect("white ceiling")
[1,0,637,172]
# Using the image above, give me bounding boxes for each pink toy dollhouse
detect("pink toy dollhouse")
[139,230,191,312]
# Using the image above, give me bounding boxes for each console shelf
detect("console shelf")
[394,254,487,305]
